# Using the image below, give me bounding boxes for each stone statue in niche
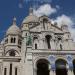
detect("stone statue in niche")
[26,35,32,46]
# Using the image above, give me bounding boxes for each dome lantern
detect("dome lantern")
[29,7,33,15]
[13,17,16,25]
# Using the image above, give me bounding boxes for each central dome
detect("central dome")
[22,8,39,23]
[6,18,21,36]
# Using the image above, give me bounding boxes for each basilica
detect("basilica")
[0,7,75,75]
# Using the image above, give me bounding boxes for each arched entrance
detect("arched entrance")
[36,59,50,75]
[55,59,67,75]
[73,60,75,75]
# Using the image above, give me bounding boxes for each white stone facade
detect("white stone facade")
[0,8,75,75]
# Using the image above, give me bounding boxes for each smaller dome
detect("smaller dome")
[22,8,39,23]
[6,17,21,35]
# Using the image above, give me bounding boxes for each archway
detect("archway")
[73,60,75,75]
[36,59,50,75]
[55,59,67,75]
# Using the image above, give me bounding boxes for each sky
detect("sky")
[0,0,75,41]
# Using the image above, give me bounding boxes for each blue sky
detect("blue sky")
[0,0,75,41]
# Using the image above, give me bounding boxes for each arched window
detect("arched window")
[35,43,37,49]
[43,18,48,29]
[14,38,16,43]
[4,68,7,75]
[9,50,15,56]
[15,68,17,75]
[43,18,48,23]
[26,33,27,36]
[10,64,12,75]
[11,37,16,43]
[33,36,38,41]
[5,38,8,44]
[58,37,62,43]
[60,44,62,50]
[18,39,22,45]
[45,35,52,49]
[11,38,14,43]
[58,38,62,40]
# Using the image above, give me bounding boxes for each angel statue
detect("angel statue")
[26,35,32,46]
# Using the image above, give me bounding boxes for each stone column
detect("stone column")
[12,65,14,75]
[0,63,2,75]
[33,68,37,75]
[43,39,46,49]
[7,66,9,75]
[40,39,43,49]
[50,39,55,50]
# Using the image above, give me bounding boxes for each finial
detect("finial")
[29,7,33,15]
[13,17,16,25]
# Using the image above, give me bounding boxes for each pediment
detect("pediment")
[30,22,63,34]
[30,25,41,32]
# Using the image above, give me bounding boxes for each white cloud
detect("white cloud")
[54,14,74,27]
[56,5,60,9]
[53,14,75,41]
[33,4,57,17]
[69,28,75,41]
